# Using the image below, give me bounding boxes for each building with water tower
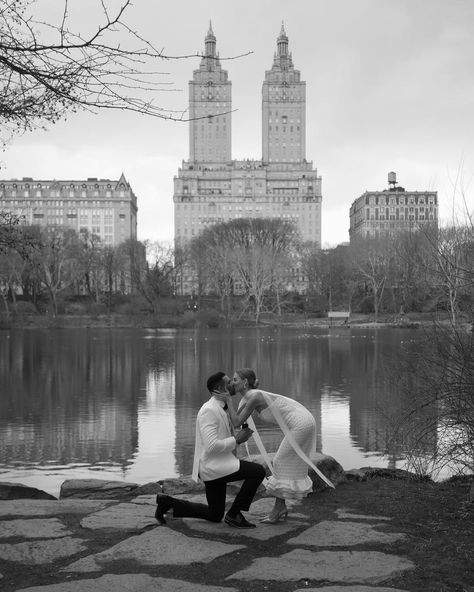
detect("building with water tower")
[349,172,438,241]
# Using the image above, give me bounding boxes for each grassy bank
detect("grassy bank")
[0,310,457,331]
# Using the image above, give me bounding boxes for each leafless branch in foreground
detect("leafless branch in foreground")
[0,0,250,143]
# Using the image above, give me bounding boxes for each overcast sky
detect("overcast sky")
[2,0,474,247]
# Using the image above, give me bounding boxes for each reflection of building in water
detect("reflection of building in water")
[346,332,438,460]
[0,330,143,468]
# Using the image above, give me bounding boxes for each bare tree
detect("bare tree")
[431,225,473,324]
[350,236,392,319]
[29,225,82,315]
[133,240,176,313]
[77,230,103,302]
[390,323,474,479]
[189,228,235,321]
[0,0,247,143]
[0,212,32,256]
[188,218,299,323]
[226,218,299,323]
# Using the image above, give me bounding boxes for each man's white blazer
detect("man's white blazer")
[192,396,239,482]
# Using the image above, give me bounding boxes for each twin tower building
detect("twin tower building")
[174,24,322,291]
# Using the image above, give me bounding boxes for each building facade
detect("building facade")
[174,24,322,294]
[349,172,438,241]
[0,173,137,246]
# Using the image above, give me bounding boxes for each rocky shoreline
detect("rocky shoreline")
[0,456,472,592]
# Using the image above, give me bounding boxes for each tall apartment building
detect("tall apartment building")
[349,172,438,241]
[174,24,322,294]
[0,173,137,246]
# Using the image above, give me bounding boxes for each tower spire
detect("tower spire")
[204,21,216,58]
[277,21,289,57]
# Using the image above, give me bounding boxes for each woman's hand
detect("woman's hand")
[213,390,231,404]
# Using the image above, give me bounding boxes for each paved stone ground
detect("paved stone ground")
[0,493,416,591]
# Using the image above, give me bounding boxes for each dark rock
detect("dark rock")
[134,481,166,495]
[356,467,433,482]
[0,482,57,501]
[345,469,368,481]
[60,479,139,500]
[159,477,205,495]
[309,453,346,491]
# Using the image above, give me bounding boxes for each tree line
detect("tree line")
[2,214,472,324]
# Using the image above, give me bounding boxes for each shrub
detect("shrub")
[14,300,38,314]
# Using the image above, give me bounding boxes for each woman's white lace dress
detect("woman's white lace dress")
[257,393,316,500]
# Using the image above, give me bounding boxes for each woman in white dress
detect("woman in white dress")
[219,368,333,523]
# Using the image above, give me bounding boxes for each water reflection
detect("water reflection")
[0,327,437,495]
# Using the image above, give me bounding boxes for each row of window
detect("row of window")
[268,126,300,133]
[364,195,436,206]
[1,182,124,190]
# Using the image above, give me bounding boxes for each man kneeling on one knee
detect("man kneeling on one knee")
[155,371,266,528]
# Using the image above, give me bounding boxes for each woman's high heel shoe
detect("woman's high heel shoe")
[260,509,288,524]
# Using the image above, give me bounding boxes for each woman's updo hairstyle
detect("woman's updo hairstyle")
[236,368,258,389]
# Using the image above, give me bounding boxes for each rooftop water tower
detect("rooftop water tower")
[388,171,397,189]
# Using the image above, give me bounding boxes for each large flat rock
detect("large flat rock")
[0,499,111,517]
[183,497,307,540]
[226,549,415,583]
[60,479,139,500]
[0,518,71,539]
[288,520,405,546]
[184,516,306,541]
[64,528,245,572]
[0,536,86,565]
[15,574,238,592]
[80,502,157,531]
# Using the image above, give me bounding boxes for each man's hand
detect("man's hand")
[235,427,253,444]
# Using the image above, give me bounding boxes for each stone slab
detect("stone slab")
[296,587,409,592]
[0,518,71,539]
[80,502,157,531]
[335,508,392,521]
[0,499,111,517]
[173,497,307,540]
[131,494,156,505]
[0,536,86,565]
[226,550,415,583]
[16,574,238,592]
[60,479,139,500]
[288,521,404,547]
[64,527,245,572]
[184,516,306,541]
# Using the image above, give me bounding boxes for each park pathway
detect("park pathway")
[0,488,416,592]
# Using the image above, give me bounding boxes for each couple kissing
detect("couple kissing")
[155,368,334,528]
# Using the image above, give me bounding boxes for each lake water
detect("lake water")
[0,326,432,497]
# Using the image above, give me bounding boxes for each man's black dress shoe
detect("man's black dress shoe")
[224,512,256,528]
[155,493,173,524]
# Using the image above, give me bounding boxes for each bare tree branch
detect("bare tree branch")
[0,0,250,143]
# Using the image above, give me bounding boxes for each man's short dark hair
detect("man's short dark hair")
[207,371,226,393]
